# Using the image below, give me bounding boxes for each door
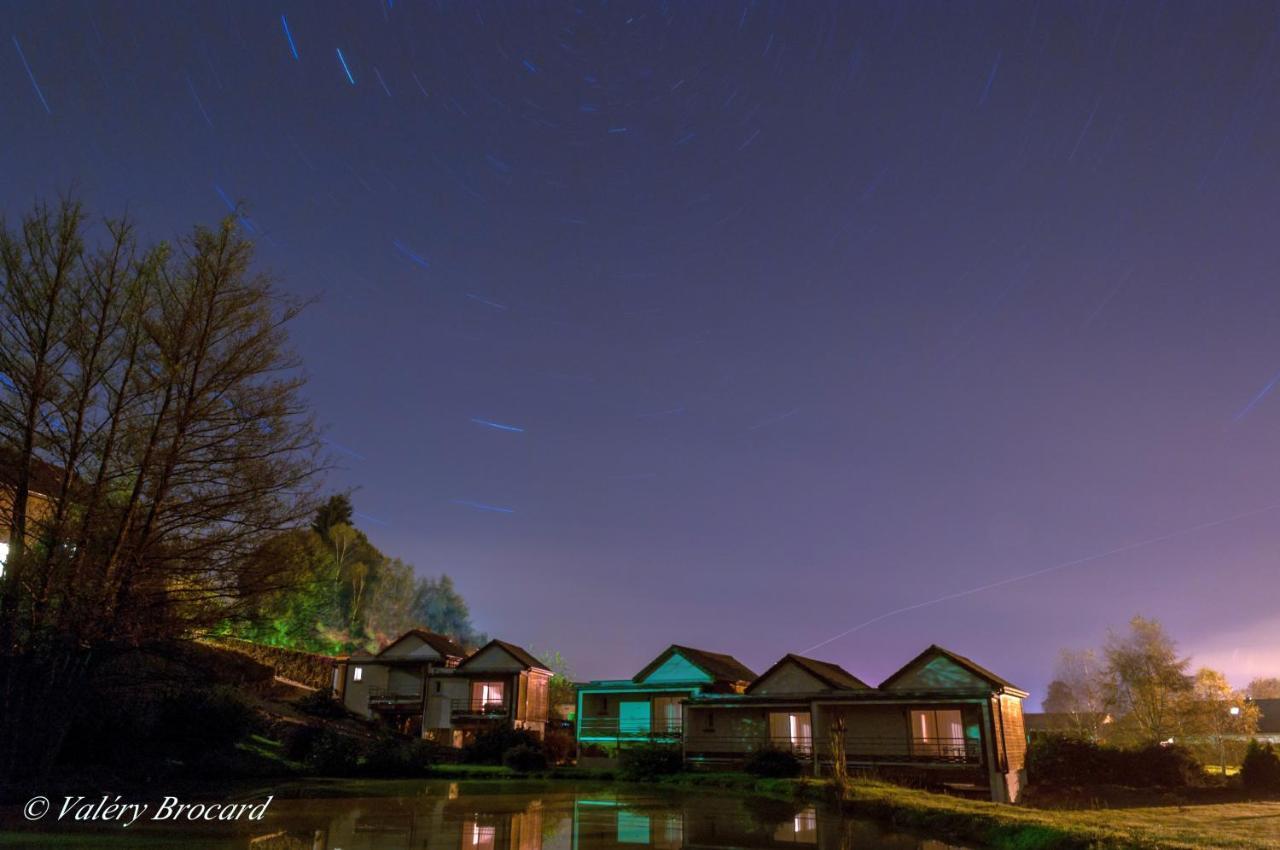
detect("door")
[619,700,651,737]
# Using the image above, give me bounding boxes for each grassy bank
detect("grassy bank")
[834,778,1280,850]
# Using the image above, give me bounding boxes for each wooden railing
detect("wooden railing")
[684,735,980,764]
[578,717,682,741]
[368,689,422,708]
[451,698,509,718]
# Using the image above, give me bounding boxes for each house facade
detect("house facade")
[337,631,552,746]
[683,645,1029,803]
[575,645,756,753]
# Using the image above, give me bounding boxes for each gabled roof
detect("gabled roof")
[746,653,868,693]
[634,645,756,685]
[377,628,466,660]
[0,447,69,498]
[457,639,551,672]
[879,644,1025,695]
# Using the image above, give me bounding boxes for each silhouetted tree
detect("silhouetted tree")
[0,199,323,783]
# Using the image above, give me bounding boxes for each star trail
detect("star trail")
[7,2,1280,695]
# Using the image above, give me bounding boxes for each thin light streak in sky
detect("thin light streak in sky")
[451,499,515,514]
[801,501,1280,654]
[471,418,524,432]
[281,15,299,60]
[1234,369,1280,422]
[336,48,355,84]
[12,36,51,114]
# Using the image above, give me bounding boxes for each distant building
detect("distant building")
[575,644,757,751]
[336,630,553,746]
[580,643,1029,803]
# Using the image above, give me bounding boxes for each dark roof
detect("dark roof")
[879,644,1024,694]
[634,645,757,685]
[458,639,550,671]
[377,629,466,660]
[747,653,869,693]
[0,447,66,497]
[1255,699,1280,734]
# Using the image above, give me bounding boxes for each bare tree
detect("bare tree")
[0,200,323,782]
[1042,648,1109,740]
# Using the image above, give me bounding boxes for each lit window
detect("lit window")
[0,540,8,577]
[353,667,363,682]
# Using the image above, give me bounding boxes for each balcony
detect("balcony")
[451,698,510,719]
[578,717,683,742]
[683,735,980,765]
[368,689,422,709]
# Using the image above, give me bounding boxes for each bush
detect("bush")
[304,729,362,775]
[295,687,349,719]
[282,724,323,762]
[542,730,576,765]
[361,736,433,776]
[154,686,259,754]
[503,743,549,772]
[580,743,610,758]
[618,743,682,780]
[463,727,541,764]
[1241,740,1280,791]
[1028,734,1205,788]
[743,747,803,778]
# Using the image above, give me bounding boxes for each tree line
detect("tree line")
[219,493,486,654]
[1043,615,1259,767]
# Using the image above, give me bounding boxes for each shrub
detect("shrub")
[503,743,549,772]
[304,729,362,775]
[579,743,611,758]
[743,747,803,778]
[283,724,323,762]
[1027,734,1205,788]
[463,727,541,764]
[1241,740,1280,791]
[295,687,349,719]
[542,730,576,765]
[618,743,682,780]
[361,736,433,776]
[153,686,259,756]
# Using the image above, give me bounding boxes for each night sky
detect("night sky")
[7,1,1280,702]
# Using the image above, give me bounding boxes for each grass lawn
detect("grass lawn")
[839,779,1280,850]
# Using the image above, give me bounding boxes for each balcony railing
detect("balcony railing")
[368,689,422,708]
[578,717,683,741]
[684,735,980,765]
[451,698,510,718]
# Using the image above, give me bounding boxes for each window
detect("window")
[702,711,715,732]
[471,681,505,711]
[768,712,812,754]
[435,682,442,693]
[467,821,496,850]
[0,540,7,577]
[352,666,363,682]
[909,709,966,758]
[652,696,683,734]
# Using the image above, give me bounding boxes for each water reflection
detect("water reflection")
[251,784,970,850]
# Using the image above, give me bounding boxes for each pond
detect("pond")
[0,780,975,849]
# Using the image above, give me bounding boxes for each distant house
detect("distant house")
[337,631,552,746]
[0,449,62,577]
[1248,698,1280,744]
[575,645,756,752]
[684,645,1029,803]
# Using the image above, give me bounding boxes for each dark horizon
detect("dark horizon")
[8,2,1280,703]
